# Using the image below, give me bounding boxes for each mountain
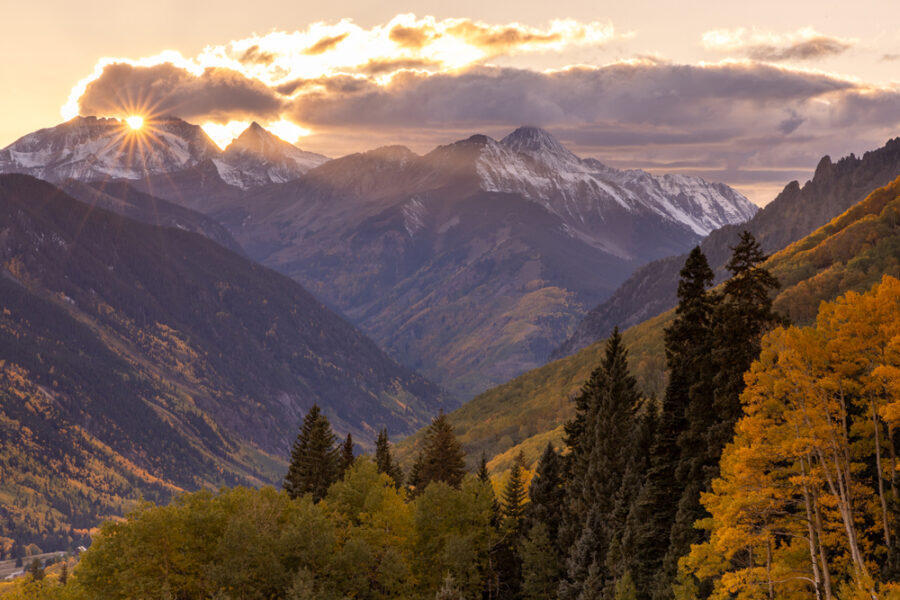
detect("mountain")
[555,137,900,358]
[0,174,444,549]
[0,116,327,189]
[196,127,755,398]
[400,173,900,472]
[4,119,754,398]
[58,179,244,254]
[216,122,329,188]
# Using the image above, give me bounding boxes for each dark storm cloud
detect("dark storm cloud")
[287,62,856,129]
[304,33,349,55]
[745,36,853,61]
[77,62,284,122]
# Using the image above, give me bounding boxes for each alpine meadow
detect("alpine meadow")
[1,2,900,599]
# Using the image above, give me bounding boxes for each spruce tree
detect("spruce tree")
[559,329,642,599]
[283,405,340,502]
[418,411,466,490]
[374,428,404,488]
[709,230,781,451]
[477,451,491,484]
[519,523,561,600]
[524,443,564,546]
[619,249,715,600]
[501,452,528,525]
[407,451,424,495]
[339,433,355,477]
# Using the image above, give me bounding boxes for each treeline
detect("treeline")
[4,234,899,600]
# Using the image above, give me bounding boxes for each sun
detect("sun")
[125,116,144,130]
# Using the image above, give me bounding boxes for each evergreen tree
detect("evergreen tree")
[708,230,781,454]
[374,428,404,488]
[283,405,340,502]
[29,558,44,581]
[407,451,424,496]
[560,329,641,597]
[519,523,561,600]
[619,249,716,600]
[418,411,466,490]
[501,452,528,525]
[477,451,491,484]
[523,443,564,547]
[339,433,355,477]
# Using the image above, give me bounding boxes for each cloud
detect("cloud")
[305,33,349,55]
[77,62,284,122]
[881,53,900,62]
[62,14,900,205]
[388,24,436,49]
[703,27,854,61]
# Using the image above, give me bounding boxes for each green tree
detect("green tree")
[283,405,340,502]
[708,230,781,454]
[29,558,44,582]
[418,411,466,491]
[501,452,528,525]
[519,522,561,600]
[560,328,641,598]
[374,428,404,488]
[339,433,355,477]
[524,443,564,546]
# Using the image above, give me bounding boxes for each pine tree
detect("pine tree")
[283,405,340,502]
[708,230,781,454]
[339,433,355,477]
[407,451,424,495]
[374,428,404,488]
[524,443,564,547]
[519,523,561,600]
[418,411,466,490]
[477,451,491,484]
[560,329,641,597]
[501,452,528,525]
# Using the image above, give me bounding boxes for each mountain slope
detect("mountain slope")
[0,174,444,548]
[399,174,900,471]
[203,128,754,398]
[555,137,900,358]
[0,116,327,189]
[58,179,244,254]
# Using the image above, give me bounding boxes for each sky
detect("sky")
[3,0,900,205]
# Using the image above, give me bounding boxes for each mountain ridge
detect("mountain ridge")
[554,136,900,358]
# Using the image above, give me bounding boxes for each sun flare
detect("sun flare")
[125,115,144,130]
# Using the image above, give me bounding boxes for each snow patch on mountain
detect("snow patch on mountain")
[476,126,757,237]
[0,117,329,189]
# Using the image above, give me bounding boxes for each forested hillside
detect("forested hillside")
[7,276,896,600]
[0,174,444,551]
[402,175,900,470]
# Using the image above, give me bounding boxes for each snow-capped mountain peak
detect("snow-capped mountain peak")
[471,126,757,242]
[500,126,574,159]
[0,117,329,190]
[0,116,221,182]
[217,122,329,188]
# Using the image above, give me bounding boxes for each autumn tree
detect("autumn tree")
[683,276,900,600]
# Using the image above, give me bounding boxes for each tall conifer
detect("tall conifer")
[374,428,404,488]
[418,411,466,490]
[283,405,340,501]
